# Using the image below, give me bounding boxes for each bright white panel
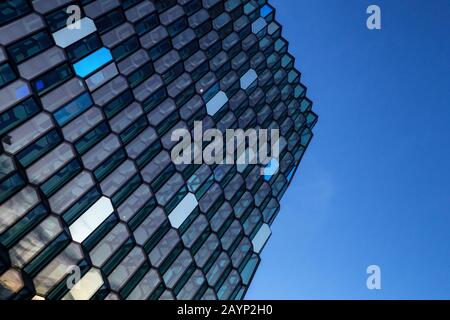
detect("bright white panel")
[69,196,113,243]
[168,193,198,228]
[206,91,228,115]
[252,223,272,253]
[52,17,97,48]
[240,69,258,90]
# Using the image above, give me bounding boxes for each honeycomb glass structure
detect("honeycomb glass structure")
[0,0,317,300]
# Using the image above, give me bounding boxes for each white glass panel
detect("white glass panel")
[206,91,228,116]
[69,196,114,243]
[252,223,272,253]
[52,17,97,48]
[240,69,258,90]
[168,193,198,228]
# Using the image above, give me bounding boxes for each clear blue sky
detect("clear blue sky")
[247,0,450,299]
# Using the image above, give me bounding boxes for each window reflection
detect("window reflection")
[33,243,84,296]
[9,216,62,267]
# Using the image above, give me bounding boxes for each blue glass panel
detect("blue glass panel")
[73,47,113,78]
[53,92,93,126]
[15,85,30,99]
[35,80,44,90]
[260,5,273,18]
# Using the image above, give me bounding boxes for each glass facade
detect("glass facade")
[0,0,317,300]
